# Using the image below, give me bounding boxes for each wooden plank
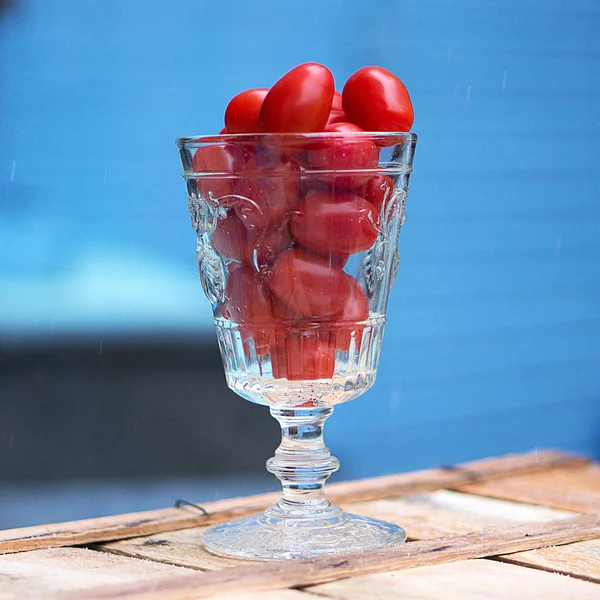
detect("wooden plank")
[346,489,576,540]
[346,490,600,583]
[57,514,600,600]
[100,489,573,571]
[103,490,599,581]
[0,449,581,555]
[0,547,192,598]
[99,526,255,571]
[307,559,600,600]
[0,547,309,600]
[456,462,600,513]
[497,540,600,584]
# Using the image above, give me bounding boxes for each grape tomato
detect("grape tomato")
[290,190,380,257]
[268,249,351,317]
[342,66,414,132]
[259,63,335,133]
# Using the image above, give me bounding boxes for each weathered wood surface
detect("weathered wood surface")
[498,539,600,584]
[55,514,600,600]
[308,558,600,600]
[101,490,573,570]
[348,490,600,583]
[0,547,193,599]
[457,462,600,514]
[99,526,255,571]
[102,490,600,582]
[0,449,579,555]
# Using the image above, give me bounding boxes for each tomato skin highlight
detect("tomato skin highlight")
[268,248,351,318]
[290,190,380,257]
[259,63,335,133]
[342,66,414,132]
[225,88,269,134]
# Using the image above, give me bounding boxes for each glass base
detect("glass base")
[202,510,406,560]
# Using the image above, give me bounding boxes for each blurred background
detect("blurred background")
[1,0,599,528]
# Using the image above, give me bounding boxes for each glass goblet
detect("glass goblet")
[177,132,417,560]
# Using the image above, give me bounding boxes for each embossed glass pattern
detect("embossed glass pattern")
[177,132,417,559]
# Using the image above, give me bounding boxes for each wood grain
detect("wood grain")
[99,526,255,571]
[306,558,600,600]
[496,539,600,584]
[100,489,574,571]
[102,489,599,582]
[347,490,600,583]
[0,449,580,555]
[0,547,193,599]
[54,513,600,600]
[457,462,600,513]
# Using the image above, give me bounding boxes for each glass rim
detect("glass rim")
[176,131,418,148]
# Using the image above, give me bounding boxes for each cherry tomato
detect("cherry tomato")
[290,190,380,257]
[233,155,300,230]
[360,175,394,212]
[224,88,269,134]
[222,267,279,358]
[294,247,349,270]
[192,144,236,200]
[222,266,273,324]
[212,212,292,266]
[259,63,335,133]
[271,331,335,380]
[332,275,369,351]
[326,110,347,126]
[332,90,343,112]
[342,66,414,132]
[268,249,351,317]
[308,122,378,175]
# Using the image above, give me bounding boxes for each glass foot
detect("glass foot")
[202,511,406,560]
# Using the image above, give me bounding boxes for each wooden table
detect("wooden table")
[1,449,599,599]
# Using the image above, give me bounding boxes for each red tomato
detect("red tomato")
[222,267,273,324]
[192,145,237,200]
[290,190,380,257]
[332,275,369,351]
[268,249,351,317]
[259,63,335,133]
[212,212,248,261]
[326,110,347,126]
[212,212,292,266]
[271,331,336,380]
[342,66,414,132]
[224,88,269,134]
[360,175,394,212]
[219,127,228,134]
[308,122,378,171]
[233,156,300,230]
[332,90,343,112]
[294,246,349,269]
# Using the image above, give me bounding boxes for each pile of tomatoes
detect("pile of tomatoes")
[193,63,414,380]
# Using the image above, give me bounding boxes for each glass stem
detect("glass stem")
[265,406,341,521]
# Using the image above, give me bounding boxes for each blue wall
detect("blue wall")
[1,1,598,474]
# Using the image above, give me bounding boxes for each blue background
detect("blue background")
[1,0,599,476]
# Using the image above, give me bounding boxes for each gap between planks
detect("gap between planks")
[0,449,585,555]
[46,513,600,600]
